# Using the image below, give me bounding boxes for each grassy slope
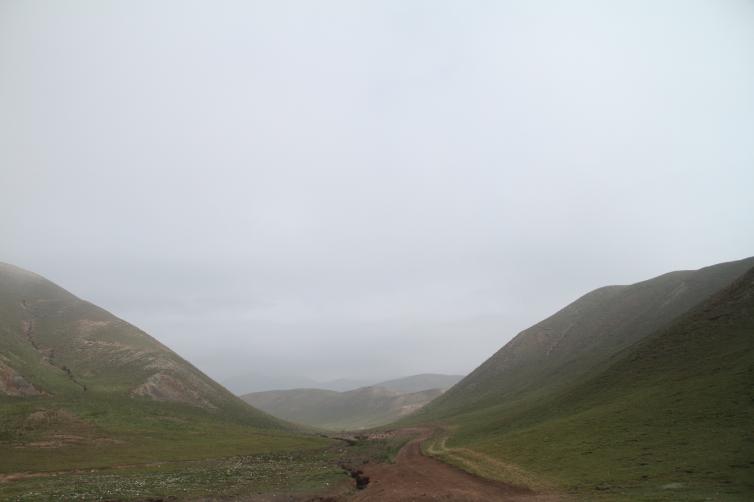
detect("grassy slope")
[421,257,754,420]
[244,386,444,430]
[0,394,328,473]
[0,263,334,483]
[0,262,275,421]
[415,261,754,500]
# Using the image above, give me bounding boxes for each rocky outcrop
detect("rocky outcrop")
[131,372,216,410]
[0,359,45,396]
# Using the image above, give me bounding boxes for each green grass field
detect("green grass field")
[0,390,417,500]
[1,448,344,501]
[0,411,412,501]
[0,396,330,472]
[0,393,348,500]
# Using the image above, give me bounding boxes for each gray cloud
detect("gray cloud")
[2,0,753,383]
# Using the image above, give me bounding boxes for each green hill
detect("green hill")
[243,385,444,430]
[422,257,754,418]
[413,257,754,500]
[0,262,329,475]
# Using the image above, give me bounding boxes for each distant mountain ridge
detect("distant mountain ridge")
[243,385,444,430]
[224,371,463,396]
[241,373,462,430]
[374,373,463,393]
[222,372,373,394]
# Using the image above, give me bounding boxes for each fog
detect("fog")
[2,1,753,386]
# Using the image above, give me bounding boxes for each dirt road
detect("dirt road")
[347,428,563,502]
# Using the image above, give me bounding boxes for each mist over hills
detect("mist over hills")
[242,374,462,430]
[222,372,373,395]
[243,385,444,431]
[225,372,463,396]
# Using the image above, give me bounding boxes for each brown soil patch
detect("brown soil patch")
[348,428,564,502]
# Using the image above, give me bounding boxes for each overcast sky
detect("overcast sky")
[2,1,753,385]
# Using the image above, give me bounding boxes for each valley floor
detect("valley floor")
[349,427,563,502]
[1,427,564,501]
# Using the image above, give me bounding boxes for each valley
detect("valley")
[4,1,752,500]
[1,258,753,500]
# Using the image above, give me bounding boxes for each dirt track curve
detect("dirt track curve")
[347,428,563,502]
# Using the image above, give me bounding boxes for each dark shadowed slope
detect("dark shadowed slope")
[243,385,444,430]
[411,258,754,500]
[420,256,754,418]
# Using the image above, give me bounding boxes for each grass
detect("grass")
[439,375,753,501]
[4,252,754,500]
[0,394,329,473]
[0,393,418,500]
[1,447,347,501]
[0,424,413,501]
[422,430,549,491]
[1,263,349,498]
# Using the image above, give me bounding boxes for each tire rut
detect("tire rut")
[348,428,564,502]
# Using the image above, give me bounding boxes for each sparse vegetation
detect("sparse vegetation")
[1,448,345,501]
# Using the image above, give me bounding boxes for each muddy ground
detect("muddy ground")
[346,428,562,502]
[241,428,564,502]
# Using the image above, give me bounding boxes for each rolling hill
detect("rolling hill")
[0,262,330,474]
[222,371,374,394]
[374,373,463,394]
[413,257,754,500]
[225,371,461,397]
[243,382,449,430]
